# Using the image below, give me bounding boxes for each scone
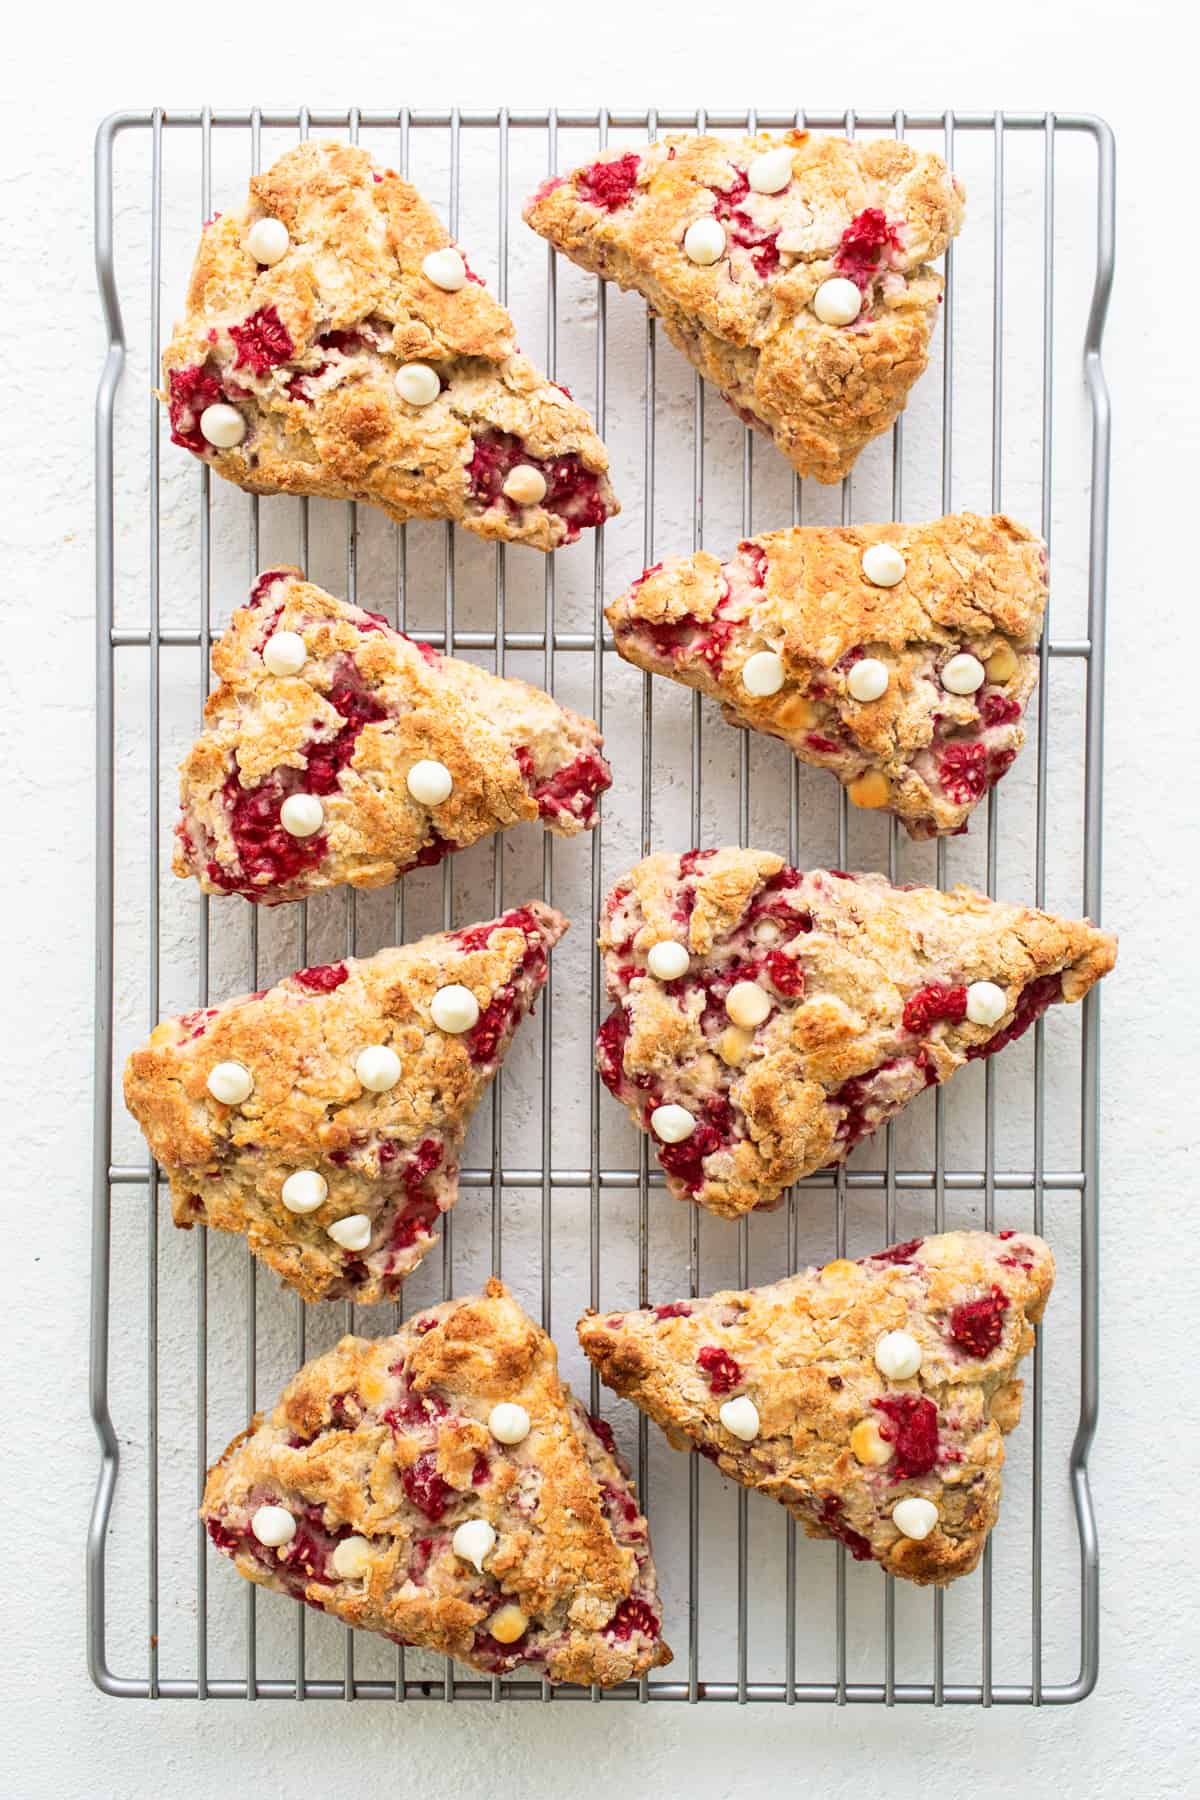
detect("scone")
[161,140,617,548]
[524,132,964,484]
[607,514,1047,839]
[598,851,1116,1218]
[203,1281,669,1684]
[174,568,610,904]
[124,905,564,1302]
[579,1231,1053,1586]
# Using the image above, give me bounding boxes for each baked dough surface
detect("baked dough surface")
[607,514,1047,838]
[598,850,1117,1217]
[204,1281,670,1683]
[162,141,618,548]
[580,1230,1053,1585]
[525,132,964,483]
[125,905,566,1302]
[174,568,609,904]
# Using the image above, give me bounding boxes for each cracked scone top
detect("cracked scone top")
[161,140,617,548]
[124,905,565,1303]
[607,514,1047,838]
[174,568,610,904]
[579,1231,1053,1586]
[524,132,964,483]
[598,851,1117,1218]
[203,1281,669,1684]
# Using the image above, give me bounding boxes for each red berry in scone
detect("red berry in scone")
[598,851,1117,1219]
[173,568,610,905]
[161,141,617,549]
[203,1281,670,1684]
[524,132,964,484]
[124,906,565,1302]
[579,1230,1054,1586]
[607,513,1047,839]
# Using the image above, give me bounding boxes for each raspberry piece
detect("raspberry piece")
[939,741,989,805]
[167,363,223,453]
[654,1302,693,1320]
[981,691,1022,727]
[965,973,1061,1061]
[229,305,294,375]
[764,949,805,997]
[292,962,349,993]
[817,1495,874,1561]
[576,152,641,211]
[947,1285,1010,1357]
[872,1394,940,1479]
[401,1451,452,1522]
[903,984,968,1035]
[587,1413,617,1456]
[605,1597,660,1641]
[859,1237,924,1267]
[696,1345,743,1394]
[834,207,903,290]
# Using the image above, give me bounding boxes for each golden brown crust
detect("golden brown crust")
[579,1231,1054,1585]
[202,1281,670,1684]
[607,514,1048,838]
[161,141,617,548]
[174,568,610,904]
[598,851,1117,1217]
[524,132,964,483]
[124,906,566,1302]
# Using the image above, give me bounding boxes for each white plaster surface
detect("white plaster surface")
[1,4,1196,1795]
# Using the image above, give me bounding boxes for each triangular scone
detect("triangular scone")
[607,514,1047,839]
[598,851,1116,1219]
[524,132,964,484]
[203,1281,670,1684]
[124,906,565,1302]
[174,568,610,904]
[578,1231,1053,1586]
[161,140,617,549]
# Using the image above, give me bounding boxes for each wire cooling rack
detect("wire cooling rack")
[91,108,1114,1705]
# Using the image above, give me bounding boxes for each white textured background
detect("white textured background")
[2,4,1195,1795]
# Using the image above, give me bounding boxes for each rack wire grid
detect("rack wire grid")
[91,106,1114,1707]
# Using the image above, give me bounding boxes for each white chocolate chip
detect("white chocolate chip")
[726,980,771,1030]
[647,940,690,982]
[488,1402,530,1445]
[874,1329,923,1381]
[245,217,290,266]
[684,217,727,266]
[892,1496,939,1541]
[861,543,906,587]
[331,1535,372,1580]
[430,984,480,1034]
[394,362,441,406]
[327,1214,372,1253]
[262,630,307,677]
[748,146,795,195]
[488,1604,528,1644]
[741,650,785,697]
[422,247,466,291]
[199,403,246,449]
[206,1061,253,1105]
[251,1504,296,1547]
[813,277,862,326]
[719,1395,760,1441]
[651,1103,695,1144]
[965,980,1007,1027]
[847,657,890,703]
[452,1518,497,1573]
[406,759,453,806]
[941,652,986,695]
[279,793,324,838]
[281,1169,328,1214]
[753,920,780,944]
[355,1044,402,1092]
[501,464,548,506]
